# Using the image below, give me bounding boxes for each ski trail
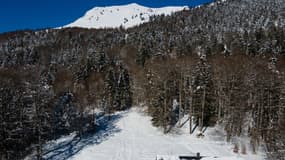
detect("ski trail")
[62,107,265,160]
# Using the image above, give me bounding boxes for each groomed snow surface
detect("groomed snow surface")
[27,107,265,160]
[63,3,188,29]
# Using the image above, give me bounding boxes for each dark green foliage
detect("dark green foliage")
[136,44,151,67]
[192,59,216,127]
[105,64,132,112]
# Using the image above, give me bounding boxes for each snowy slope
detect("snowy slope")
[63,3,188,29]
[69,108,264,160]
[26,108,265,160]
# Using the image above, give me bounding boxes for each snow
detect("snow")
[157,155,246,160]
[63,3,188,29]
[27,107,265,160]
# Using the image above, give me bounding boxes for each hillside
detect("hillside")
[0,0,285,160]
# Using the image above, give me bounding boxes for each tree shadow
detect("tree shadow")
[40,113,123,160]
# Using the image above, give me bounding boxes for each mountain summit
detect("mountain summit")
[63,3,188,29]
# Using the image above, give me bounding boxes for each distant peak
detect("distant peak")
[63,3,188,29]
[127,3,141,6]
[97,3,144,9]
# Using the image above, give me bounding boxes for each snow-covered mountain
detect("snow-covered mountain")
[63,3,188,29]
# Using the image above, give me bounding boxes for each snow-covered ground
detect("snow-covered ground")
[63,3,188,29]
[26,107,265,160]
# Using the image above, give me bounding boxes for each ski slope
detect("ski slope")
[26,107,265,160]
[68,108,264,160]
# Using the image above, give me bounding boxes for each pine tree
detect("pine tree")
[192,58,215,131]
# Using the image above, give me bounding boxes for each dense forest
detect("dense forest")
[0,0,285,159]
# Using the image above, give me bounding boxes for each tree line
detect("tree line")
[0,51,132,159]
[140,53,285,159]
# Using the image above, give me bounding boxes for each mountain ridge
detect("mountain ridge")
[63,3,188,29]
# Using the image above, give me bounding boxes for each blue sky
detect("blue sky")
[0,0,213,33]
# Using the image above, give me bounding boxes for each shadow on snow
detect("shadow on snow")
[41,113,123,160]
